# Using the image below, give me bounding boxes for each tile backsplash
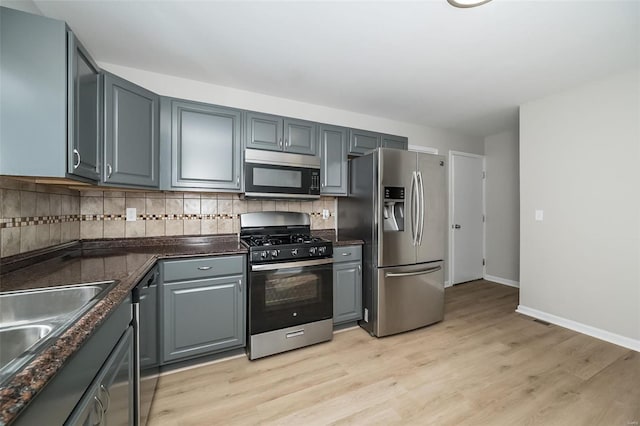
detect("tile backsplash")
[0,176,336,258]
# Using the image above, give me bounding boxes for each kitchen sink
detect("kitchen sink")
[0,281,116,384]
[0,283,111,325]
[0,324,53,365]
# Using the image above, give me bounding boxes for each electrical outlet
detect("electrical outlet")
[126,208,137,221]
[535,209,544,221]
[322,209,330,219]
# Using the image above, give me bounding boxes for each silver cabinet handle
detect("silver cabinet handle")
[106,164,113,179]
[358,264,361,273]
[341,252,351,256]
[238,279,242,292]
[236,176,240,185]
[99,384,110,412]
[385,265,441,278]
[73,148,81,169]
[93,396,104,426]
[197,266,212,271]
[278,138,283,147]
[285,138,289,147]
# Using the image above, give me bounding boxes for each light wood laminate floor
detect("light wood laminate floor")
[148,280,639,425]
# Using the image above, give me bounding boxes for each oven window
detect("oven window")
[265,271,319,308]
[253,167,302,188]
[249,262,333,335]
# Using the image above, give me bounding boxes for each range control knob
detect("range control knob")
[309,247,318,256]
[318,246,326,255]
[291,248,299,256]
[260,251,268,259]
[270,250,279,258]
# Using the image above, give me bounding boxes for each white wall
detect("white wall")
[100,63,484,156]
[484,129,520,285]
[519,69,640,347]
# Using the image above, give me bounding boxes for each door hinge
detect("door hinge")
[482,215,485,223]
[482,171,486,179]
[482,258,486,266]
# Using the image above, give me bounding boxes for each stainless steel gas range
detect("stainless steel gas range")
[240,212,334,360]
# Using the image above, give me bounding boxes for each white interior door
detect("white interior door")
[450,152,485,285]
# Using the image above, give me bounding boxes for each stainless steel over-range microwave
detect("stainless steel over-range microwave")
[244,149,321,200]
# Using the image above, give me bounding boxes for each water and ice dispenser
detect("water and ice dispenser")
[383,186,405,232]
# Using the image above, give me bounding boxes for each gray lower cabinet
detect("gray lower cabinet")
[0,7,100,182]
[161,255,246,363]
[381,134,409,151]
[65,327,134,426]
[319,124,348,196]
[14,299,132,426]
[333,246,363,325]
[162,98,242,191]
[103,72,160,188]
[246,111,317,155]
[348,129,380,156]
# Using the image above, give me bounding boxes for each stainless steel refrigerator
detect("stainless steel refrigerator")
[338,148,446,337]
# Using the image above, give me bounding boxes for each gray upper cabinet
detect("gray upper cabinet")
[319,124,348,196]
[349,129,380,156]
[162,98,242,191]
[0,7,100,182]
[68,32,101,181]
[381,134,408,150]
[245,112,282,152]
[103,72,159,188]
[245,111,317,155]
[283,118,317,155]
[161,255,246,363]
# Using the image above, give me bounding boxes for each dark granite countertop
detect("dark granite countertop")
[0,234,246,426]
[312,229,364,247]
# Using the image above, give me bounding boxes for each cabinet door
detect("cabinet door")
[163,275,244,362]
[245,111,283,151]
[348,129,380,156]
[65,327,133,426]
[103,72,160,188]
[333,261,363,325]
[283,118,317,155]
[171,101,242,190]
[381,134,408,150]
[139,284,158,368]
[67,32,100,181]
[319,124,347,196]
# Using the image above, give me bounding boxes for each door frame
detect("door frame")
[447,151,486,287]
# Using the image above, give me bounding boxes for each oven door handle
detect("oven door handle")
[251,257,334,271]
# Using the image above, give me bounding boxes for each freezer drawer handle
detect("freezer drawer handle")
[385,265,441,278]
[286,330,305,338]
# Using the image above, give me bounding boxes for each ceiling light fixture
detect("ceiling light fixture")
[447,0,493,8]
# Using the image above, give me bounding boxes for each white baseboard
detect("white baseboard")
[516,305,640,352]
[484,274,520,288]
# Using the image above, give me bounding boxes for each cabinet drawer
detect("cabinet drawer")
[163,255,244,282]
[333,245,362,262]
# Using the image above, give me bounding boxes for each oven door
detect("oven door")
[244,162,320,199]
[249,258,333,335]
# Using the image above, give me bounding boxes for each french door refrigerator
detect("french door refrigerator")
[338,148,446,337]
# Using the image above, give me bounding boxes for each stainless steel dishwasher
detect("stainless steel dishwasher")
[132,265,159,426]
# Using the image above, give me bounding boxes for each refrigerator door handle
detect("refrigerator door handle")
[410,171,418,246]
[417,171,425,246]
[384,265,442,278]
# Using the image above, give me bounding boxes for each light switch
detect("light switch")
[126,208,137,221]
[322,209,330,219]
[535,209,544,221]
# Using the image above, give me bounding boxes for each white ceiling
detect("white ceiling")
[30,0,640,137]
